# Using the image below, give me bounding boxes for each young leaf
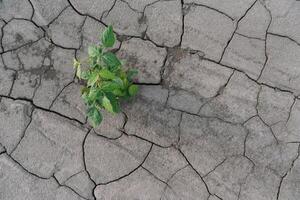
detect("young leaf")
[87,71,99,86]
[101,25,115,48]
[88,46,99,58]
[102,52,121,68]
[73,59,80,68]
[76,64,81,78]
[88,88,103,102]
[101,82,121,92]
[112,77,124,88]
[106,92,120,113]
[112,89,125,96]
[81,71,90,80]
[128,84,138,96]
[99,69,116,80]
[102,95,114,113]
[87,106,102,127]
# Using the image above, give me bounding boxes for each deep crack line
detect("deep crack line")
[82,130,97,200]
[0,95,85,126]
[218,0,258,63]
[100,0,118,21]
[141,166,171,189]
[160,164,189,199]
[268,32,300,47]
[177,148,212,195]
[97,144,153,185]
[5,152,48,180]
[66,0,106,27]
[46,5,71,27]
[82,130,97,185]
[179,0,185,47]
[26,0,35,20]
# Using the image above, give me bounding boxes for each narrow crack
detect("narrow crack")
[48,81,74,109]
[94,129,124,140]
[203,158,227,178]
[9,107,34,155]
[82,129,97,185]
[235,32,265,41]
[100,0,118,21]
[176,112,183,145]
[121,129,171,148]
[202,56,298,98]
[46,5,70,28]
[0,53,17,96]
[214,69,235,97]
[242,121,253,156]
[286,97,296,124]
[276,144,300,200]
[170,106,240,126]
[0,36,44,55]
[52,174,90,200]
[257,4,272,80]
[255,86,279,143]
[185,2,234,21]
[159,47,169,85]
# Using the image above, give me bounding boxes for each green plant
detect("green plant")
[73,25,138,127]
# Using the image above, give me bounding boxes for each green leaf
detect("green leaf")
[87,71,99,86]
[106,92,120,113]
[88,88,103,102]
[102,95,114,113]
[88,46,99,58]
[101,82,121,91]
[127,69,138,82]
[113,77,124,88]
[112,89,125,96]
[102,52,121,68]
[87,106,102,127]
[128,84,138,96]
[81,71,90,80]
[101,25,115,48]
[99,69,116,80]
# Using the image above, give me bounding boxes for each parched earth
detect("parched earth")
[0,0,300,199]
